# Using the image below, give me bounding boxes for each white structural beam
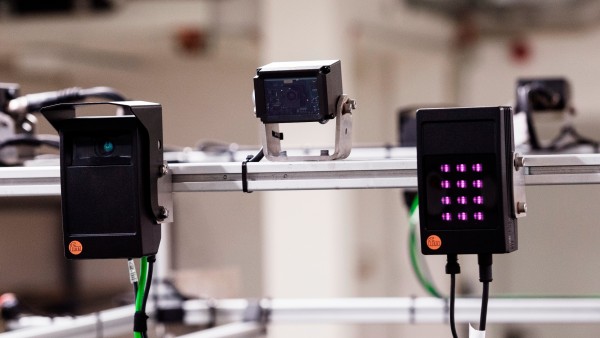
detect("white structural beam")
[5,297,600,338]
[6,153,600,197]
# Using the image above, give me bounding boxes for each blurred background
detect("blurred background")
[1,0,600,337]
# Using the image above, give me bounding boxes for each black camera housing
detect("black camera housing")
[416,106,518,255]
[254,60,343,124]
[516,78,570,112]
[42,101,165,259]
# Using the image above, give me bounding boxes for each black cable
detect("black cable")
[477,254,493,332]
[445,254,460,338]
[7,86,127,115]
[248,147,264,162]
[0,134,60,150]
[480,281,490,331]
[141,256,156,314]
[78,86,126,101]
[140,255,156,338]
[450,273,458,338]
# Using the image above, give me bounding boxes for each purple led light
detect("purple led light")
[457,212,468,221]
[473,196,484,204]
[456,180,467,188]
[474,212,484,221]
[440,164,450,172]
[456,164,467,172]
[472,163,483,172]
[457,196,467,204]
[441,196,451,205]
[441,180,451,189]
[473,180,483,188]
[442,212,452,221]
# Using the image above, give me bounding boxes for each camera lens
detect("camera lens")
[96,140,115,156]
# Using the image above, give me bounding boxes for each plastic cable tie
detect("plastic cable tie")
[242,157,252,193]
[133,311,149,333]
[469,324,486,338]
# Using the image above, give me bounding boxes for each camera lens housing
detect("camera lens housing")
[97,140,114,156]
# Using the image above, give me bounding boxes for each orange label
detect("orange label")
[68,240,83,255]
[426,235,442,250]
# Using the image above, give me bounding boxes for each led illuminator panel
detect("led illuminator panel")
[417,107,518,255]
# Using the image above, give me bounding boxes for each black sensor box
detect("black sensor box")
[42,101,164,259]
[416,106,518,255]
[254,60,343,124]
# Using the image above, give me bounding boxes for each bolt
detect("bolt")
[514,154,525,170]
[348,99,357,110]
[158,206,169,221]
[516,202,527,214]
[159,164,169,177]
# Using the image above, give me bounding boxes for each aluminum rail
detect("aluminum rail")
[3,153,600,196]
[181,297,600,325]
[0,305,134,338]
[4,297,600,338]
[177,322,263,338]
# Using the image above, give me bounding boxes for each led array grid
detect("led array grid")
[437,161,486,222]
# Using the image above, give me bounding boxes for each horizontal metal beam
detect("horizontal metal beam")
[180,297,600,325]
[3,152,600,197]
[5,297,600,338]
[0,305,134,338]
[176,322,263,338]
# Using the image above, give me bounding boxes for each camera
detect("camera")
[254,60,343,124]
[41,101,172,259]
[416,106,519,255]
[253,60,355,161]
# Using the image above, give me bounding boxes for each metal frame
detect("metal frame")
[5,297,600,338]
[4,149,600,338]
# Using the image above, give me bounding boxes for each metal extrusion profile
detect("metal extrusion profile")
[5,152,600,196]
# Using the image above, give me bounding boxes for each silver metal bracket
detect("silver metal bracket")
[512,152,527,218]
[261,95,356,161]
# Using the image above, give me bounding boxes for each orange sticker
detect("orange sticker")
[68,240,83,255]
[426,235,442,250]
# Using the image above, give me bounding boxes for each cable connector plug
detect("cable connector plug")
[477,254,493,283]
[445,254,461,275]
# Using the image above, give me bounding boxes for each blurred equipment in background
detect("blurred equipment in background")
[406,0,600,31]
[4,0,115,16]
[0,84,127,165]
[515,78,599,152]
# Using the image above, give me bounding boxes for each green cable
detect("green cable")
[408,196,444,298]
[134,256,148,338]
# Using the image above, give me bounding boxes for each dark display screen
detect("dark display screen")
[263,77,320,119]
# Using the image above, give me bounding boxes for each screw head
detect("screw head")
[158,206,169,221]
[514,154,525,170]
[159,165,169,177]
[517,202,527,214]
